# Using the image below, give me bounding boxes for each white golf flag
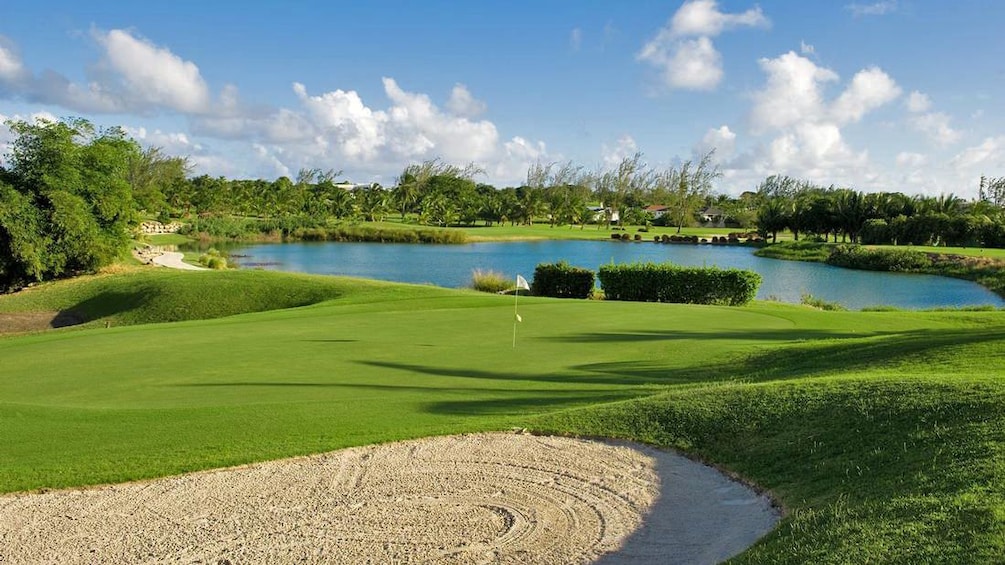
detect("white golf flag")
[515,313,522,322]
[516,274,530,291]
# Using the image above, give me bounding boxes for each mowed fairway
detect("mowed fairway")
[2,270,1005,562]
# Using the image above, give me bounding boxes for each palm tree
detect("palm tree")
[756,198,788,242]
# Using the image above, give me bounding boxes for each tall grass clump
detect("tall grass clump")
[470,269,511,293]
[800,293,847,311]
[198,248,228,270]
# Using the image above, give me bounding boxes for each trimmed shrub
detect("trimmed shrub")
[531,261,595,299]
[826,245,932,272]
[598,261,761,306]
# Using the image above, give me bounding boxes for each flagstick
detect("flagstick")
[513,277,519,348]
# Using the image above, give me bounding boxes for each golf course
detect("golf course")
[1,266,1003,562]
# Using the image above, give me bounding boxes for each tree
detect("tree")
[395,158,483,221]
[128,147,189,217]
[979,176,1005,209]
[356,184,390,222]
[1,117,139,290]
[756,198,788,242]
[663,151,721,234]
[594,153,653,229]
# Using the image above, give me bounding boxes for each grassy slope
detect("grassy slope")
[0,268,410,327]
[1,271,1003,562]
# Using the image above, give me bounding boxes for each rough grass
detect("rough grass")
[470,269,511,293]
[1,272,1004,562]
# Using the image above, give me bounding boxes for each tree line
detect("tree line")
[754,175,1005,248]
[156,152,723,233]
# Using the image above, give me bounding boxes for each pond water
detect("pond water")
[205,239,1004,310]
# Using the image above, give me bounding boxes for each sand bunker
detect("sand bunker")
[0,433,778,564]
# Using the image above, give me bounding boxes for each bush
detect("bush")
[198,248,228,270]
[180,216,259,239]
[826,245,932,272]
[470,269,511,293]
[860,219,892,245]
[531,261,595,299]
[598,262,761,306]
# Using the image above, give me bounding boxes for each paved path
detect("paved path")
[151,251,206,270]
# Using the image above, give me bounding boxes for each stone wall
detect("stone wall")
[139,221,184,234]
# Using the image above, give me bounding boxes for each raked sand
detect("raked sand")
[0,433,779,564]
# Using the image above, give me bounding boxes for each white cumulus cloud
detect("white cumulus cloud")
[903,91,961,146]
[446,83,487,118]
[637,0,769,92]
[750,51,839,132]
[95,29,211,113]
[741,51,903,187]
[695,125,737,159]
[831,66,901,124]
[896,151,927,168]
[0,37,27,83]
[669,0,769,36]
[602,135,639,168]
[952,136,1005,170]
[906,91,931,113]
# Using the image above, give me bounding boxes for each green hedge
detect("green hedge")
[598,262,761,305]
[826,245,932,272]
[531,261,595,299]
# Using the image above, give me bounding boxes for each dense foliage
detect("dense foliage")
[826,245,933,272]
[754,174,1005,248]
[0,119,142,291]
[530,261,596,299]
[598,261,761,305]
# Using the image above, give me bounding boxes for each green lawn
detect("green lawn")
[1,269,1003,562]
[876,243,1005,259]
[370,218,740,242]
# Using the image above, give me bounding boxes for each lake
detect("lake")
[209,240,1005,310]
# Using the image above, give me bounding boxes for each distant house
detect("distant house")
[699,206,725,225]
[644,205,670,220]
[588,206,620,224]
[336,182,382,191]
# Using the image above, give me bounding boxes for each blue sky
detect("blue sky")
[1,0,1003,197]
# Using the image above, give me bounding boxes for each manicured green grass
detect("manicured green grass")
[1,271,1004,561]
[877,244,1005,259]
[0,268,410,327]
[145,233,194,246]
[373,218,738,242]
